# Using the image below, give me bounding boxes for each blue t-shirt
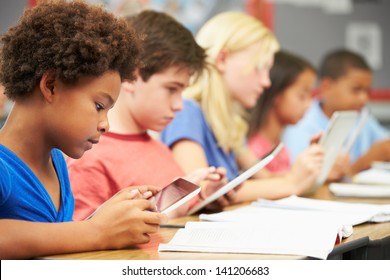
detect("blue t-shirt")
[283,100,390,163]
[161,99,239,181]
[0,145,74,222]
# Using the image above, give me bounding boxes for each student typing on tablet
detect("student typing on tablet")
[247,50,323,174]
[0,0,168,259]
[283,49,390,176]
[161,12,324,204]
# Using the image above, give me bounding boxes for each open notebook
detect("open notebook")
[158,219,343,259]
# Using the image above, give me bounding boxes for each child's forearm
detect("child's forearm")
[0,219,99,259]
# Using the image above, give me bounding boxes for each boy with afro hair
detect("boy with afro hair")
[0,0,166,259]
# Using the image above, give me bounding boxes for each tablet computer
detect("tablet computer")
[187,142,284,215]
[151,178,201,214]
[308,110,359,193]
[341,108,368,154]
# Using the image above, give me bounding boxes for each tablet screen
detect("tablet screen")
[153,178,200,213]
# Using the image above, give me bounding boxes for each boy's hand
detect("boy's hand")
[122,185,162,200]
[327,153,351,181]
[309,132,323,145]
[88,190,168,248]
[289,144,325,193]
[184,166,225,185]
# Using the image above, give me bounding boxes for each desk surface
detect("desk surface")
[44,185,390,260]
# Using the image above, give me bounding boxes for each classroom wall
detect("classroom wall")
[272,0,390,127]
[0,0,27,35]
[274,0,390,89]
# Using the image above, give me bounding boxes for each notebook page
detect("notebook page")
[158,221,341,259]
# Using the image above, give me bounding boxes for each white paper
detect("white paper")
[200,205,359,231]
[372,161,390,172]
[254,195,390,223]
[353,168,390,185]
[330,182,390,198]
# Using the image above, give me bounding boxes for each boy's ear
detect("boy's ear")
[122,69,141,94]
[215,48,229,72]
[39,71,56,103]
[319,77,333,92]
[121,79,135,94]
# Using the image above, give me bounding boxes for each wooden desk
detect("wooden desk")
[44,185,390,260]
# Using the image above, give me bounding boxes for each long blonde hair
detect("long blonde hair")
[184,12,279,153]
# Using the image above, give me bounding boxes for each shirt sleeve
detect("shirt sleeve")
[283,125,315,162]
[0,159,11,207]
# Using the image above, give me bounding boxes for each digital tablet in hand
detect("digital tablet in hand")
[150,178,201,214]
[187,142,284,215]
[309,110,359,193]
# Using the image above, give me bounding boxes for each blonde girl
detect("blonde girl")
[161,12,324,204]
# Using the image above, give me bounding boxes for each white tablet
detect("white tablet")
[151,178,201,214]
[308,111,359,193]
[341,108,368,154]
[187,142,284,215]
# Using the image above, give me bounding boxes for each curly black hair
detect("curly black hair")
[125,10,205,82]
[0,0,140,101]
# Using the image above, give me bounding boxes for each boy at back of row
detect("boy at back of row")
[283,49,390,176]
[68,10,227,221]
[0,0,167,259]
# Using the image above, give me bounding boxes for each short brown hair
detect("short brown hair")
[0,0,140,101]
[319,49,371,80]
[125,10,205,82]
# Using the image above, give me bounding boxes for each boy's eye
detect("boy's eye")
[95,103,104,111]
[168,87,178,94]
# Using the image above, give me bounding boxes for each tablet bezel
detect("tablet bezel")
[308,110,359,193]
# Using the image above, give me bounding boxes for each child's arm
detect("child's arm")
[0,190,167,259]
[350,138,390,174]
[233,144,324,202]
[171,140,237,210]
